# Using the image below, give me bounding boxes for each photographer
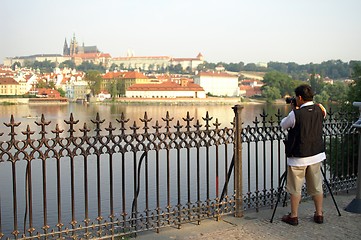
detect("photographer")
[280,84,326,226]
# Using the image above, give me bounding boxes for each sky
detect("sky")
[1,0,360,65]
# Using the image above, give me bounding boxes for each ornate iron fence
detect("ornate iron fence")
[0,106,358,239]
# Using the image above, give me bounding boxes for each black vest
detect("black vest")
[285,104,325,157]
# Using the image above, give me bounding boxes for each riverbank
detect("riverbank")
[101,97,268,106]
[0,97,68,105]
[0,97,285,106]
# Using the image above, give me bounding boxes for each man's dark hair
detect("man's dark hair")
[294,84,314,101]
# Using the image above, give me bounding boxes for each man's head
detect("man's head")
[294,84,314,106]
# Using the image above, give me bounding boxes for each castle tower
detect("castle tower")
[69,34,78,56]
[63,38,69,56]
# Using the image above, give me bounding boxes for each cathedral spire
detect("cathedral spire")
[63,38,69,56]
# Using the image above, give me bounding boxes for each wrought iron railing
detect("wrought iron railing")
[0,106,358,239]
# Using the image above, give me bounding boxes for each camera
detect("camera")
[285,96,296,105]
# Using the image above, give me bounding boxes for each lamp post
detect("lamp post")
[345,102,361,213]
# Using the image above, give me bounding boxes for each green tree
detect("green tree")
[59,60,76,69]
[309,73,325,94]
[85,70,103,96]
[36,79,48,89]
[196,61,216,72]
[268,62,288,73]
[11,61,21,70]
[322,81,348,102]
[261,86,281,102]
[347,62,361,104]
[77,61,106,73]
[57,88,66,97]
[223,62,244,72]
[32,60,56,73]
[314,90,330,104]
[262,71,296,97]
[109,63,118,72]
[119,63,125,70]
[244,63,258,71]
[117,80,125,96]
[168,64,183,74]
[107,80,118,99]
[48,81,56,89]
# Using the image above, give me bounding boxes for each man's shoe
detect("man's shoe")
[314,213,324,224]
[282,214,298,226]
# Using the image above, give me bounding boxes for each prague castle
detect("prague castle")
[3,34,204,71]
[63,34,100,56]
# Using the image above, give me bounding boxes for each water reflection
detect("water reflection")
[0,102,290,132]
[0,102,292,237]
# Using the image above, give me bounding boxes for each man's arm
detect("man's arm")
[280,110,295,130]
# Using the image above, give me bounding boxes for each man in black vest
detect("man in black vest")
[280,84,326,226]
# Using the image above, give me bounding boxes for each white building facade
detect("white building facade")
[112,53,204,71]
[194,72,239,97]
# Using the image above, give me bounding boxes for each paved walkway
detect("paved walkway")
[135,191,361,239]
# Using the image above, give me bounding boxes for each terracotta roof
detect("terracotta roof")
[102,72,124,79]
[122,71,148,79]
[0,69,13,75]
[102,71,148,80]
[112,56,171,60]
[36,88,61,97]
[127,81,204,91]
[172,57,199,61]
[72,53,111,59]
[60,78,68,84]
[0,77,19,85]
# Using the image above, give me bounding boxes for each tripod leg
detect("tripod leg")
[270,171,287,223]
[321,167,341,216]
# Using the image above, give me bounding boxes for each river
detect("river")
[0,101,291,131]
[0,101,293,236]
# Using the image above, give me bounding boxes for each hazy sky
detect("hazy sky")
[1,0,360,65]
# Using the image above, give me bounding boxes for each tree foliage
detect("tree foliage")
[11,61,21,70]
[85,70,103,96]
[77,61,106,73]
[323,81,348,102]
[347,62,361,104]
[57,88,66,97]
[262,71,302,97]
[24,60,56,73]
[261,86,281,102]
[309,73,325,94]
[59,60,76,69]
[313,90,330,104]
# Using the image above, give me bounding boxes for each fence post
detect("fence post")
[233,104,244,217]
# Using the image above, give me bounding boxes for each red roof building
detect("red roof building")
[126,80,206,98]
[36,88,61,98]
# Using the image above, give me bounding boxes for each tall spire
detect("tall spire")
[63,38,69,56]
[69,33,78,56]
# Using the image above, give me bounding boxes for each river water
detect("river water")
[0,101,292,236]
[0,101,290,131]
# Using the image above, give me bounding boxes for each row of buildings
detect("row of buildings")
[1,34,266,100]
[0,66,255,101]
[3,34,204,72]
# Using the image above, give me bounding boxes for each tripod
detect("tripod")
[270,165,341,223]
